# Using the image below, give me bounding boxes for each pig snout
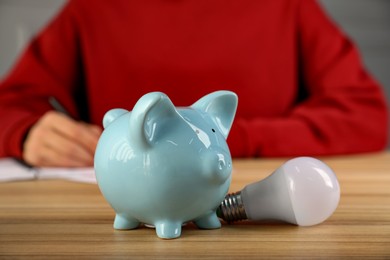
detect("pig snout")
[203,150,232,184]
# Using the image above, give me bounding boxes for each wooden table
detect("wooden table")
[1,152,389,259]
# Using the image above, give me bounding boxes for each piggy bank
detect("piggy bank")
[94,91,238,239]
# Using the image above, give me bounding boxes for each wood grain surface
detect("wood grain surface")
[1,152,389,259]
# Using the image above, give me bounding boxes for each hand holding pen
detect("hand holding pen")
[22,97,102,167]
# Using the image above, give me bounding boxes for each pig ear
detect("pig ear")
[192,91,238,139]
[130,92,180,149]
[103,109,128,128]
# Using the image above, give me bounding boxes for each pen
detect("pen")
[14,158,38,179]
[15,158,34,169]
[48,96,72,117]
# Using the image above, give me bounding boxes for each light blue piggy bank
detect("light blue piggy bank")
[94,91,238,239]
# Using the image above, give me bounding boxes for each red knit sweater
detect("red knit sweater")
[0,0,388,158]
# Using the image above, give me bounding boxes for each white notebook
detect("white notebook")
[0,158,96,184]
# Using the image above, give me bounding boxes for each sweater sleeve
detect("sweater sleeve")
[0,1,81,158]
[228,0,388,157]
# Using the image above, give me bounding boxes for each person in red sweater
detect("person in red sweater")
[0,0,388,167]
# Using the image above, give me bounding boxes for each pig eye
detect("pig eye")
[211,128,215,133]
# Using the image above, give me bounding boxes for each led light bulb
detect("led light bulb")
[217,157,340,226]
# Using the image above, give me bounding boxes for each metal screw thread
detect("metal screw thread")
[217,191,247,223]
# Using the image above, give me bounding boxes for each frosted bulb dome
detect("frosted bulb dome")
[282,157,340,226]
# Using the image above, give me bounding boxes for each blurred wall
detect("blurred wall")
[0,0,66,78]
[0,0,389,146]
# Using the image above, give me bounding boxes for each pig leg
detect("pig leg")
[113,214,140,229]
[194,211,221,229]
[155,221,182,239]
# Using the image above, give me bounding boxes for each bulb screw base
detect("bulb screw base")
[217,191,247,223]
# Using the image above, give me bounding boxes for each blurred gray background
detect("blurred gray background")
[0,0,389,147]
